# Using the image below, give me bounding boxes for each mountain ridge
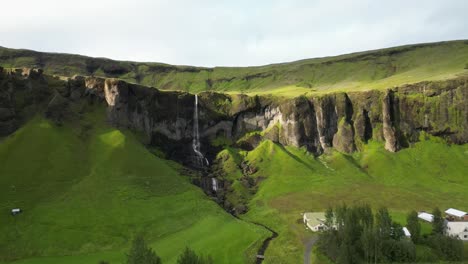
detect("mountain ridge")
[1,40,468,96]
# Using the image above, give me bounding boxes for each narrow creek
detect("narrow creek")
[250,221,279,264]
[191,94,278,263]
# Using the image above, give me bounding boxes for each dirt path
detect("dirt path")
[303,236,319,264]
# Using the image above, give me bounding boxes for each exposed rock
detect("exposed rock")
[382,90,400,152]
[45,92,69,125]
[1,68,467,161]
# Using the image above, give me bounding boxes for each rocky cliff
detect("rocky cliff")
[1,67,467,164]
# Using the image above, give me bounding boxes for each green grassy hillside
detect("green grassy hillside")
[1,40,468,96]
[0,112,269,264]
[217,137,468,263]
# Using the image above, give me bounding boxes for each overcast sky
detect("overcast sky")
[1,0,467,67]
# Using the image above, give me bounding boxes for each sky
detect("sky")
[1,0,467,67]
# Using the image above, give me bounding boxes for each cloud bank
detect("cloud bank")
[1,0,467,66]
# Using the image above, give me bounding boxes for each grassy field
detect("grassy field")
[0,112,269,264]
[1,40,468,96]
[216,137,468,263]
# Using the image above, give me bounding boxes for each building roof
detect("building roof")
[402,227,411,237]
[418,212,434,222]
[304,212,326,227]
[445,208,467,218]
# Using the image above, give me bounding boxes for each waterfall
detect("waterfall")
[192,94,209,167]
[211,178,218,192]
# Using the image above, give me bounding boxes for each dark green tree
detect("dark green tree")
[177,247,199,264]
[126,235,162,264]
[406,210,421,243]
[432,207,445,235]
[390,222,405,240]
[376,207,392,239]
[325,206,334,228]
[360,225,375,263]
[358,204,374,228]
[177,247,213,264]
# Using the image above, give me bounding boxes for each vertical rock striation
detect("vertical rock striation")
[1,68,467,160]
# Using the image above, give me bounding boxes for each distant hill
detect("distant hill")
[1,40,468,96]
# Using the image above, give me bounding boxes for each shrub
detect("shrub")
[126,235,161,264]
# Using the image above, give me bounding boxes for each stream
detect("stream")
[191,94,278,262]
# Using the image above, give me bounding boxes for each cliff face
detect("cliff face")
[0,68,51,136]
[1,67,467,163]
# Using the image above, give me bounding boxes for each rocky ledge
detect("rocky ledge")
[1,67,467,163]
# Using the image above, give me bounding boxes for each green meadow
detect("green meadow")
[0,112,269,264]
[216,137,468,263]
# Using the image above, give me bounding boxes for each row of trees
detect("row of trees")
[100,235,213,264]
[317,204,464,264]
[319,204,415,263]
[407,207,464,262]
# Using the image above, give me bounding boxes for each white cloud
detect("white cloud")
[0,0,467,66]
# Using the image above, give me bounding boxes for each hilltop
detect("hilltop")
[1,40,468,96]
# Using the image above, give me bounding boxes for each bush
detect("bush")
[424,234,464,261]
[126,235,161,264]
[177,247,213,264]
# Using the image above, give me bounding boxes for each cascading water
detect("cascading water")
[192,94,209,167]
[211,178,218,192]
[192,95,218,193]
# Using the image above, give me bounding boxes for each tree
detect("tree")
[432,207,445,235]
[360,225,375,263]
[406,210,421,243]
[127,235,162,264]
[177,247,213,264]
[376,207,392,239]
[177,247,199,264]
[390,222,405,240]
[325,206,334,228]
[358,204,373,228]
[426,234,463,261]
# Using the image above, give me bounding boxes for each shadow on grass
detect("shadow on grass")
[276,143,315,171]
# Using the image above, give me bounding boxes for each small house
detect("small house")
[11,208,22,216]
[303,212,327,232]
[417,212,434,222]
[402,227,411,238]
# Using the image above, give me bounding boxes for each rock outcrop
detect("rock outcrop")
[1,68,467,161]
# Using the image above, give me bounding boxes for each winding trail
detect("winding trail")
[303,236,319,264]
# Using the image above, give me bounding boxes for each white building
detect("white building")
[446,222,468,241]
[445,208,468,241]
[418,212,434,222]
[402,227,411,238]
[303,212,327,232]
[11,208,21,215]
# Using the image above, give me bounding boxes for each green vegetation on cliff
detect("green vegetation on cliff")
[1,40,468,96]
[0,113,269,264]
